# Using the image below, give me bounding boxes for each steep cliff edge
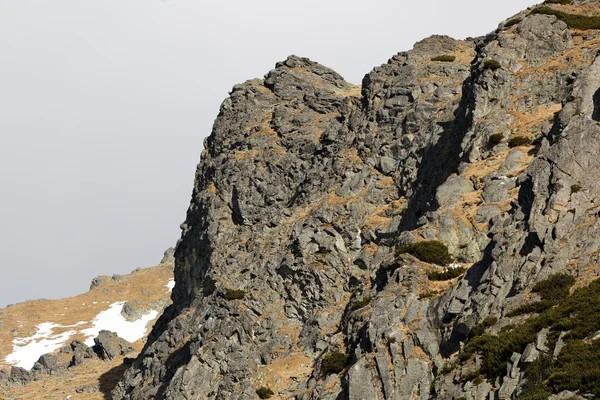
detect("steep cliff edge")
[114,1,600,399]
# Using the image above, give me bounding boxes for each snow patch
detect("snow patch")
[5,323,76,369]
[165,279,175,292]
[5,304,157,370]
[80,302,158,346]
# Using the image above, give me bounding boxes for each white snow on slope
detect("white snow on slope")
[5,322,77,369]
[80,302,158,346]
[165,279,175,292]
[5,303,158,369]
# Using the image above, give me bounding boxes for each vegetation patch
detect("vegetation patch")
[224,288,246,300]
[543,0,573,4]
[483,59,501,71]
[508,136,532,147]
[396,240,453,266]
[570,184,582,193]
[321,351,349,374]
[351,295,372,311]
[420,289,440,299]
[256,387,275,399]
[469,317,498,338]
[488,133,504,147]
[504,17,521,28]
[431,55,456,62]
[460,276,600,397]
[532,6,600,30]
[427,265,465,281]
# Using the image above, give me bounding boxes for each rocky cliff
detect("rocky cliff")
[113,1,600,399]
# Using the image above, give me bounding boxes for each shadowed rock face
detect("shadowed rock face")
[113,3,600,399]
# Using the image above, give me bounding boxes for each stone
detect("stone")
[89,276,104,290]
[10,367,31,384]
[93,331,134,361]
[436,176,473,207]
[160,247,175,265]
[497,150,523,175]
[521,343,539,363]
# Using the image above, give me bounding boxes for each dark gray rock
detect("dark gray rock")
[94,331,134,361]
[10,367,31,384]
[160,247,175,265]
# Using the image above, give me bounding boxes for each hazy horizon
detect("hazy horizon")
[0,0,535,308]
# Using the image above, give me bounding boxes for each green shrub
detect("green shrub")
[470,316,499,337]
[256,387,274,399]
[571,184,582,193]
[351,295,372,311]
[488,133,504,146]
[533,273,575,301]
[549,340,600,396]
[504,17,521,28]
[427,266,466,281]
[397,241,453,266]
[532,6,600,30]
[431,55,456,62]
[460,277,600,397]
[483,59,501,70]
[506,299,555,317]
[420,290,440,299]
[544,0,572,3]
[508,136,532,147]
[224,288,246,300]
[321,352,349,374]
[440,362,457,375]
[461,369,482,382]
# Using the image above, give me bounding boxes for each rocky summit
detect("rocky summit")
[8,1,600,399]
[111,1,600,399]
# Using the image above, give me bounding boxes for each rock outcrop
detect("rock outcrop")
[113,2,600,399]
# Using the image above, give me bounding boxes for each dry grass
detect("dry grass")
[508,103,562,136]
[0,263,173,399]
[253,351,313,399]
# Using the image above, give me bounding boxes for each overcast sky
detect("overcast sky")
[0,0,535,308]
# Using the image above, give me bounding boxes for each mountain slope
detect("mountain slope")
[106,1,600,399]
[0,258,174,399]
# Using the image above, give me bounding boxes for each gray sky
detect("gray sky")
[0,0,534,308]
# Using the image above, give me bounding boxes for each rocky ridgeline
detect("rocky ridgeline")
[113,1,600,399]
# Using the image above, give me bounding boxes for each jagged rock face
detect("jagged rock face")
[114,4,600,400]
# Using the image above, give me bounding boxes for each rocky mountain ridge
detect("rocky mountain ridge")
[7,1,600,399]
[112,1,600,399]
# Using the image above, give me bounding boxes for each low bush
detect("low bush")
[508,136,532,147]
[256,387,274,399]
[461,369,482,382]
[460,277,600,397]
[488,133,504,147]
[532,6,600,30]
[431,55,456,62]
[427,266,465,281]
[420,290,440,299]
[224,288,246,300]
[440,362,457,375]
[532,273,574,301]
[396,240,453,266]
[351,295,372,311]
[321,352,349,374]
[483,59,501,70]
[571,184,582,193]
[469,316,498,337]
[506,299,555,317]
[504,17,521,28]
[544,0,572,3]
